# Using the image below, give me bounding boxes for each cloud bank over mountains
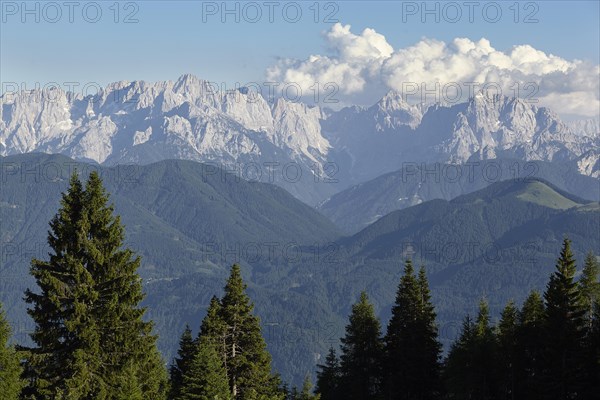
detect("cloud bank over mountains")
[267,23,599,117]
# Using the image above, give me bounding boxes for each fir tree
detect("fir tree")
[179,337,231,400]
[583,301,600,398]
[497,301,518,400]
[338,291,383,400]
[218,264,282,399]
[579,253,600,399]
[170,325,197,399]
[416,265,443,397]
[0,303,24,400]
[444,300,498,400]
[83,171,168,398]
[473,299,499,399]
[543,238,586,399]
[24,172,102,398]
[114,361,144,400]
[315,347,340,400]
[383,261,441,399]
[297,376,320,400]
[24,171,168,399]
[515,291,545,400]
[444,315,476,399]
[579,252,600,326]
[199,295,228,370]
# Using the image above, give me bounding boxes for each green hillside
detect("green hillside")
[1,154,598,386]
[319,159,599,234]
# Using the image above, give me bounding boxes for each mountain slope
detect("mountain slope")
[341,178,596,259]
[1,155,598,386]
[311,179,599,348]
[319,158,600,233]
[0,153,340,275]
[0,153,341,384]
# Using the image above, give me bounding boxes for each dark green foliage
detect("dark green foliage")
[0,303,24,399]
[515,291,545,399]
[542,238,586,399]
[496,301,518,400]
[383,261,442,399]
[580,252,600,325]
[297,376,320,400]
[285,376,320,400]
[23,172,100,398]
[170,325,197,399]
[190,265,283,400]
[199,296,228,364]
[315,347,340,400]
[219,264,283,399]
[179,337,231,400]
[442,241,599,399]
[338,291,383,400]
[579,253,600,399]
[585,301,600,397]
[444,300,499,400]
[23,171,168,399]
[173,270,285,400]
[444,315,476,398]
[114,361,144,400]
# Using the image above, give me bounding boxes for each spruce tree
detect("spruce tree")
[579,252,600,399]
[0,303,24,399]
[218,264,282,399]
[315,347,340,400]
[472,299,499,399]
[170,325,197,399]
[199,295,228,369]
[542,238,585,399]
[338,291,383,400]
[579,252,600,326]
[444,315,476,398]
[497,301,518,400]
[24,171,168,399]
[416,265,443,397]
[114,361,144,400]
[83,171,168,398]
[383,261,441,399]
[515,291,545,400]
[444,300,498,400]
[24,172,102,398]
[179,337,231,400]
[297,376,320,400]
[583,301,600,398]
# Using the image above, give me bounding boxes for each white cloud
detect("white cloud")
[266,23,599,117]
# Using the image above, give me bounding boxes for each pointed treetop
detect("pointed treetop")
[475,299,492,337]
[200,296,224,338]
[557,238,576,273]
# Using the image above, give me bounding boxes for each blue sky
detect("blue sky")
[1,1,599,115]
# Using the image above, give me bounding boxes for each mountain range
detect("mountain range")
[1,153,598,386]
[1,74,598,205]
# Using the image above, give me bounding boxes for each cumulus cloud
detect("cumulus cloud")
[266,23,599,117]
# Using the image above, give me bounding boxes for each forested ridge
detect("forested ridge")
[0,172,598,399]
